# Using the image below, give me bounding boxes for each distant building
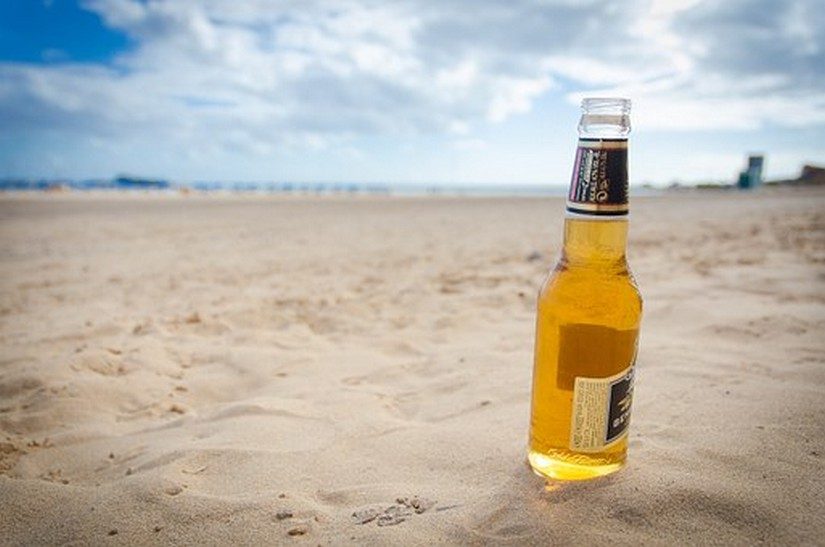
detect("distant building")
[737,155,764,189]
[799,165,825,185]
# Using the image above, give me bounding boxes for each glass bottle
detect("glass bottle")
[528,97,642,481]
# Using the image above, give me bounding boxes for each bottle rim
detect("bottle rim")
[581,97,631,114]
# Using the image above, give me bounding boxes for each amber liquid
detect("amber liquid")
[528,216,642,481]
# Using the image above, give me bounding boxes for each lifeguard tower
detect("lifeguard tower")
[737,155,764,189]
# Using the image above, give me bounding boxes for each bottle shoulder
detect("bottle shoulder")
[538,264,642,326]
[541,265,640,294]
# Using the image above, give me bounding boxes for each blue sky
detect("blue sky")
[0,0,823,185]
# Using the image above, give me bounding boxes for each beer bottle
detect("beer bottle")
[528,98,642,481]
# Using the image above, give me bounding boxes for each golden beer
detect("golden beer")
[528,98,642,481]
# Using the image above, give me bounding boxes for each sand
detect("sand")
[0,188,823,544]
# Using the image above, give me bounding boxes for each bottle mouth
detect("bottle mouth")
[581,98,631,115]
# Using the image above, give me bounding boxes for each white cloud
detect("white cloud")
[0,0,823,177]
[585,0,825,130]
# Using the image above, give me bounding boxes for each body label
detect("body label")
[567,138,628,216]
[569,365,634,452]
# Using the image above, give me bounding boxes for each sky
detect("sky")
[0,0,823,186]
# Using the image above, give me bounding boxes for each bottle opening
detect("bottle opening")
[581,98,631,115]
[578,97,631,139]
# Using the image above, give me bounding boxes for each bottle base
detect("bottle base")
[528,448,625,481]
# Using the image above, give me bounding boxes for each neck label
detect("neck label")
[567,138,628,216]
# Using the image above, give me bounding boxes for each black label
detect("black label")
[606,367,634,443]
[567,138,628,216]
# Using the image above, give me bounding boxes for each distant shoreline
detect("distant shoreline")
[2,165,821,197]
[2,164,822,198]
[4,185,825,203]
[0,182,663,198]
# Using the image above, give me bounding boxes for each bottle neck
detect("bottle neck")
[560,216,628,270]
[566,97,631,218]
[561,97,632,271]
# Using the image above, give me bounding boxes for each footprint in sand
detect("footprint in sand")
[69,349,130,377]
[315,486,438,528]
[351,497,436,527]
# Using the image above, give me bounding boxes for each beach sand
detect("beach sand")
[1,188,824,544]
